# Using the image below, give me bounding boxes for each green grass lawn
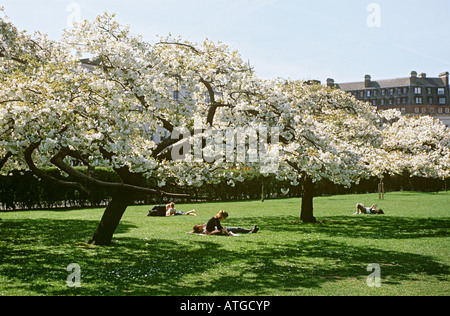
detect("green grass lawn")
[0,191,449,296]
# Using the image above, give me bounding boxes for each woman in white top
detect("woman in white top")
[165,202,198,216]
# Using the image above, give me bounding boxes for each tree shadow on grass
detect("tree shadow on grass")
[0,217,135,245]
[230,214,450,240]
[0,218,136,295]
[58,237,450,295]
[0,216,448,296]
[317,216,450,240]
[199,239,449,294]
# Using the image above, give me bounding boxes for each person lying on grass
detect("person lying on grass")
[190,210,259,236]
[165,202,198,216]
[354,203,384,215]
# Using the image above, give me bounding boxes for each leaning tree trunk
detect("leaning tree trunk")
[300,174,316,223]
[88,190,133,246]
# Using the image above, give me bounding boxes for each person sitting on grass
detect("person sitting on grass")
[354,203,384,215]
[191,210,259,235]
[165,202,198,216]
[204,210,229,235]
[191,223,259,235]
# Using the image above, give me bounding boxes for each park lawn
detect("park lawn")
[0,191,448,296]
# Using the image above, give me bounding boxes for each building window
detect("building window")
[366,90,371,97]
[381,89,386,96]
[415,97,423,104]
[428,97,433,104]
[439,97,446,105]
[380,99,385,106]
[389,88,394,96]
[438,108,443,114]
[415,107,420,113]
[414,87,422,94]
[427,88,432,95]
[401,108,406,114]
[438,88,445,95]
[421,107,426,113]
[403,87,408,94]
[402,97,407,104]
[445,108,450,114]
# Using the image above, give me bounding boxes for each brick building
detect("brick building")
[326,71,450,127]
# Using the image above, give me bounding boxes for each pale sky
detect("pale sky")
[2,0,450,84]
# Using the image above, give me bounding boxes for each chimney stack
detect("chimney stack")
[364,75,371,88]
[326,78,335,87]
[439,72,449,87]
[410,71,418,84]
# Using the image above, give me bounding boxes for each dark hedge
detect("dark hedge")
[0,167,447,210]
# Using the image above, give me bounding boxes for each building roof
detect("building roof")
[335,74,447,91]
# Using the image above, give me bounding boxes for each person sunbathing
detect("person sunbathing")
[354,203,384,215]
[166,202,198,216]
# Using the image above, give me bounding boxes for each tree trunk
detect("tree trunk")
[301,174,316,223]
[88,191,133,246]
[261,177,265,202]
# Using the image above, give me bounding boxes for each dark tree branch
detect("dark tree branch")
[151,135,185,159]
[0,51,27,65]
[286,160,302,173]
[156,41,201,54]
[199,78,233,126]
[23,143,90,194]
[0,99,23,105]
[51,148,188,197]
